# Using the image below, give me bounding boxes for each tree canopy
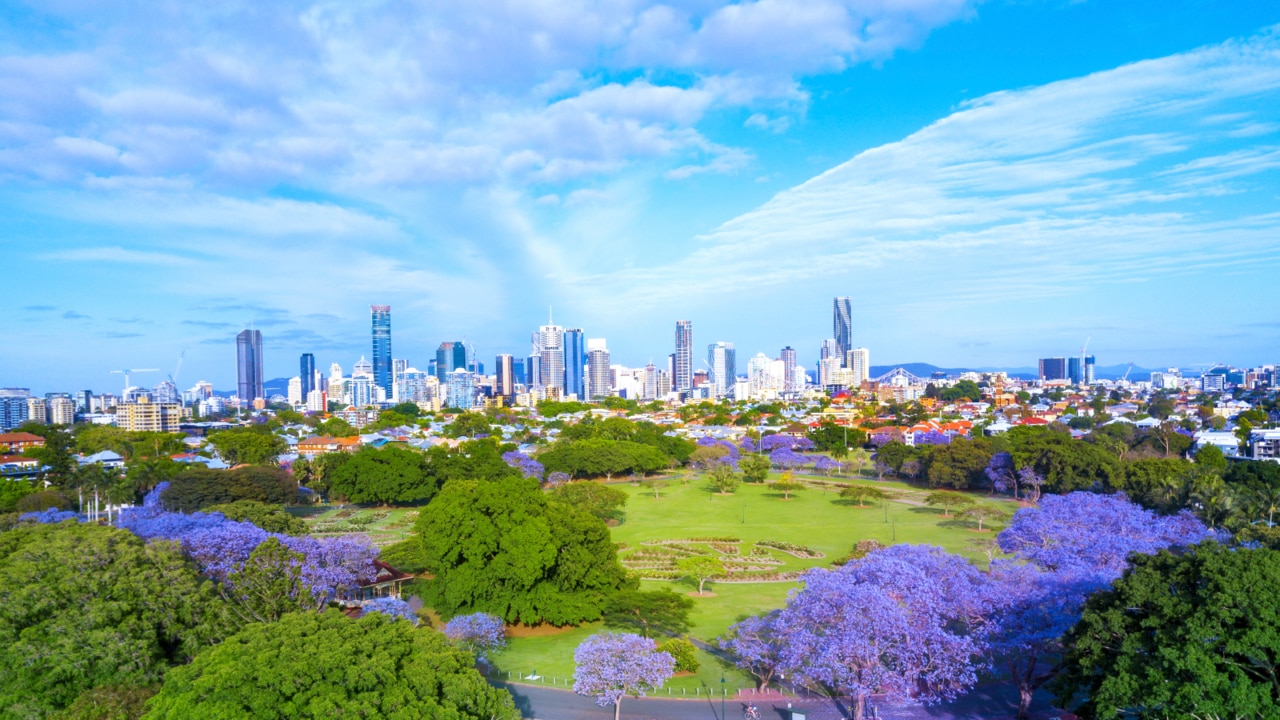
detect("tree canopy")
[0,522,231,718]
[143,610,519,719]
[327,445,436,505]
[551,482,628,523]
[205,500,307,535]
[160,466,297,512]
[206,427,289,466]
[417,476,628,625]
[1054,543,1280,718]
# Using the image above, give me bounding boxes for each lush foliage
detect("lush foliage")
[0,522,231,718]
[656,637,700,673]
[206,426,289,466]
[205,499,307,535]
[160,466,297,512]
[361,597,418,624]
[327,445,436,505]
[1054,543,1280,718]
[601,588,694,638]
[417,476,628,624]
[143,610,519,719]
[551,481,628,523]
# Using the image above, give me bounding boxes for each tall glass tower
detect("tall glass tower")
[538,323,565,395]
[300,353,315,398]
[833,297,852,362]
[707,341,736,398]
[781,346,797,393]
[674,320,693,392]
[564,328,586,400]
[371,305,392,392]
[236,329,264,402]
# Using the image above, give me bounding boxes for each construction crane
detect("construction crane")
[169,351,186,387]
[1120,362,1135,383]
[109,368,159,395]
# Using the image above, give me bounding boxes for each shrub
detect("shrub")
[656,637,700,673]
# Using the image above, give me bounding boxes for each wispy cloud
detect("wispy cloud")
[39,246,195,266]
[62,310,90,320]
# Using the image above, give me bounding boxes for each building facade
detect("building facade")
[847,347,871,386]
[300,353,316,398]
[371,305,392,392]
[494,354,516,399]
[833,296,853,361]
[236,329,264,403]
[674,320,693,393]
[587,339,611,399]
[707,342,736,398]
[564,328,586,400]
[116,399,182,432]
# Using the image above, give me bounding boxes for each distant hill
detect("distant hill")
[264,377,291,396]
[869,363,1157,381]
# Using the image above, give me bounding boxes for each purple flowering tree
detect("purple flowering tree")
[813,456,842,477]
[768,447,807,471]
[719,610,784,689]
[984,452,1018,498]
[501,450,545,480]
[281,535,378,608]
[544,471,570,488]
[793,437,816,451]
[184,521,271,581]
[914,430,951,446]
[771,545,990,720]
[738,437,758,453]
[1016,467,1044,504]
[984,562,1104,719]
[443,612,507,666]
[759,434,795,452]
[573,632,675,720]
[363,597,418,624]
[18,508,80,523]
[997,491,1220,581]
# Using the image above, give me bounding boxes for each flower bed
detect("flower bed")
[754,540,825,559]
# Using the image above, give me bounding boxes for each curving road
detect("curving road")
[493,681,1068,720]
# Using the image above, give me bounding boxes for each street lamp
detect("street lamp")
[721,672,726,720]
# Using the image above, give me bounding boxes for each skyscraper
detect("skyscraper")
[300,353,316,398]
[236,329,264,402]
[674,320,693,392]
[538,323,565,395]
[848,347,870,386]
[495,354,515,398]
[833,297,853,362]
[564,328,586,400]
[781,346,797,393]
[587,338,611,399]
[1039,357,1068,381]
[707,341,736,398]
[435,342,468,382]
[371,305,392,391]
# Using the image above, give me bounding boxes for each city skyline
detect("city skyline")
[4,3,1280,392]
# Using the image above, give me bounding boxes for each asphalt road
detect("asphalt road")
[494,681,1068,720]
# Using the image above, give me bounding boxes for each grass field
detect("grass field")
[487,478,1019,691]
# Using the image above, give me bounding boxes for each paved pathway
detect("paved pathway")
[494,681,1069,720]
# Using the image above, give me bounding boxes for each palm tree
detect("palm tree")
[1191,481,1239,530]
[1247,485,1280,528]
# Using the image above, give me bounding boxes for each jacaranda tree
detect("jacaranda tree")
[573,632,675,720]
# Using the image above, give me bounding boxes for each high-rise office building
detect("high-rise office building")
[1067,357,1083,384]
[446,368,475,410]
[371,305,392,391]
[236,329,264,402]
[848,347,870,386]
[49,396,75,425]
[494,354,516,398]
[818,339,838,385]
[26,398,47,424]
[833,297,853,362]
[288,377,303,405]
[538,323,565,394]
[674,320,693,392]
[643,363,659,400]
[1039,357,1068,381]
[512,357,527,386]
[564,328,586,400]
[1084,355,1096,384]
[435,342,468,382]
[707,342,736,398]
[781,346,797,393]
[300,353,315,398]
[74,390,92,413]
[587,339,611,399]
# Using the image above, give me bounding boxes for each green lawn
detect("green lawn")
[295,506,420,547]
[488,478,1018,691]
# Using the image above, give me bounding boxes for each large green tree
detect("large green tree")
[417,476,628,625]
[143,610,519,720]
[206,500,308,535]
[0,522,231,718]
[1009,429,1119,493]
[924,437,991,489]
[539,438,669,480]
[160,466,297,512]
[327,445,436,505]
[551,482,628,523]
[207,427,289,466]
[1055,543,1280,718]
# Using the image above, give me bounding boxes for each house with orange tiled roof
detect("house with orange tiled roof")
[0,432,44,454]
[296,436,362,456]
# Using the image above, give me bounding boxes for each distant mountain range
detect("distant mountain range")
[869,363,1160,381]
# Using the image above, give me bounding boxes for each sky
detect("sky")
[2,0,1279,394]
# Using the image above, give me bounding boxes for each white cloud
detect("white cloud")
[38,246,197,266]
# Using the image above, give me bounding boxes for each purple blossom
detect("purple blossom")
[914,430,951,446]
[545,471,570,487]
[768,447,807,470]
[773,546,990,719]
[501,450,545,480]
[18,508,81,523]
[720,611,784,688]
[759,434,794,451]
[738,437,757,452]
[813,456,842,474]
[362,597,418,624]
[793,437,815,451]
[997,491,1222,581]
[870,434,894,448]
[184,521,270,581]
[984,452,1017,495]
[281,535,378,606]
[443,612,507,664]
[573,632,675,712]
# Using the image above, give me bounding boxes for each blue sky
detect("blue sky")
[2,0,1279,393]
